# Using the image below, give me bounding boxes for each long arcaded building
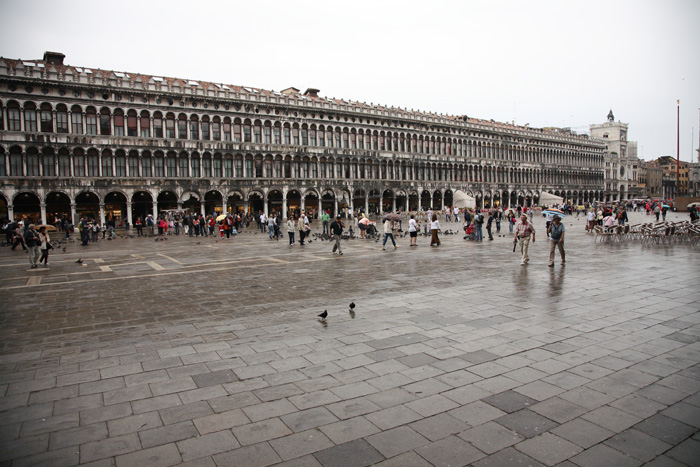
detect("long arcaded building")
[0,51,606,225]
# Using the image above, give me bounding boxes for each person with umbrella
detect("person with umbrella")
[548,215,565,267]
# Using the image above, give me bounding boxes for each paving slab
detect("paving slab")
[0,211,699,465]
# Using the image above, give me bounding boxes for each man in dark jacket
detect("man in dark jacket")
[330,216,344,255]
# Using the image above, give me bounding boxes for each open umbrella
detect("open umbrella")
[384,213,401,221]
[542,209,567,218]
[661,204,670,208]
[216,214,227,222]
[36,224,57,232]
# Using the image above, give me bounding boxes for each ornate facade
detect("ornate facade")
[0,52,605,224]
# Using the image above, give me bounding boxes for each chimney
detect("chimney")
[43,51,65,65]
[281,87,300,96]
[303,88,320,98]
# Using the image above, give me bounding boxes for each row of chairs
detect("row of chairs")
[594,221,700,245]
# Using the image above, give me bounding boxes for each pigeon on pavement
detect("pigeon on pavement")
[318,310,328,320]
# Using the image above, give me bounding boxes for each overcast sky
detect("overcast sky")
[1,0,698,162]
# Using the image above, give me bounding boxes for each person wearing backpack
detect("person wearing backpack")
[475,211,484,242]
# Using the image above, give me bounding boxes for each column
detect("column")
[200,201,205,216]
[263,193,268,217]
[70,203,77,224]
[243,201,249,214]
[318,198,322,217]
[153,202,158,220]
[391,196,396,212]
[364,197,369,216]
[40,202,47,225]
[99,203,105,225]
[334,198,338,218]
[440,193,445,211]
[222,199,227,215]
[300,197,305,213]
[8,204,15,221]
[282,198,288,220]
[126,202,133,227]
[349,197,354,219]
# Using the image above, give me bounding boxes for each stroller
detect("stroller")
[366,223,377,236]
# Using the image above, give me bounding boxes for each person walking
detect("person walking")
[408,214,418,246]
[486,211,494,240]
[330,215,344,255]
[514,214,536,265]
[322,210,330,236]
[429,213,441,246]
[547,215,565,267]
[287,216,296,245]
[24,224,42,268]
[297,214,306,245]
[268,214,276,239]
[38,226,51,267]
[11,223,27,252]
[495,209,502,233]
[135,217,143,236]
[382,218,398,250]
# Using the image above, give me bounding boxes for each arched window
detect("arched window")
[191,152,201,177]
[153,111,163,138]
[253,120,261,143]
[213,153,222,178]
[165,113,175,139]
[102,149,113,177]
[40,103,53,133]
[263,122,271,144]
[87,148,99,177]
[24,102,37,132]
[233,118,242,142]
[179,152,188,177]
[58,147,71,176]
[141,151,152,177]
[284,123,291,145]
[7,101,21,131]
[42,147,55,176]
[71,105,83,134]
[224,154,233,178]
[177,114,187,139]
[190,114,199,140]
[127,109,138,137]
[73,148,85,177]
[113,109,125,136]
[140,110,150,138]
[100,108,111,135]
[86,107,98,135]
[223,117,232,141]
[115,150,126,177]
[201,116,210,140]
[212,116,221,141]
[202,152,212,177]
[10,146,23,176]
[56,104,68,133]
[166,151,178,177]
[154,151,164,177]
[128,150,139,177]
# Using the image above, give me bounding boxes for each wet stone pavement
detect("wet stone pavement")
[0,211,699,467]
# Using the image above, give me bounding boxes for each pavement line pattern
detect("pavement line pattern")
[25,276,40,286]
[158,253,184,265]
[145,260,165,271]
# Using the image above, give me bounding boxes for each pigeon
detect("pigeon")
[318,310,328,320]
[196,242,201,245]
[349,302,355,311]
[75,259,83,264]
